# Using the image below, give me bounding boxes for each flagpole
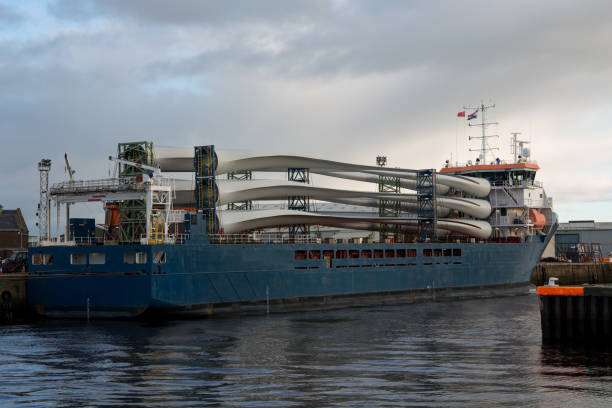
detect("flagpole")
[455,116,458,166]
[455,109,466,166]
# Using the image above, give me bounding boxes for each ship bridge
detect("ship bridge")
[441,159,552,240]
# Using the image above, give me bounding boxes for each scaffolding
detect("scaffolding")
[287,168,310,235]
[556,242,603,263]
[227,170,253,210]
[417,169,438,241]
[378,176,401,241]
[37,159,52,243]
[194,145,218,234]
[117,142,153,243]
[376,156,401,242]
[48,173,173,245]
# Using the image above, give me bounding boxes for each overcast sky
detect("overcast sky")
[1,0,612,233]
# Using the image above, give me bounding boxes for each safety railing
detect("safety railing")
[490,180,543,188]
[208,234,321,244]
[32,233,525,246]
[174,234,191,244]
[50,176,175,196]
[447,159,539,168]
[34,236,115,246]
[50,178,145,195]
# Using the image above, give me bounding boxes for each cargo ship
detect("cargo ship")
[27,110,557,318]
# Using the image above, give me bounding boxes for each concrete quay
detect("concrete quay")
[0,273,30,323]
[532,262,612,286]
[537,284,612,342]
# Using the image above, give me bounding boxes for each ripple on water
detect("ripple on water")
[1,295,612,406]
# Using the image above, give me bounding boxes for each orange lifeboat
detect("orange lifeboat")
[529,209,546,229]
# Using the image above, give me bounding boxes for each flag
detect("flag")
[457,111,465,117]
[467,109,478,120]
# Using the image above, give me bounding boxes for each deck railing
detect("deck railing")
[33,236,115,247]
[50,178,145,195]
[490,180,543,188]
[49,177,175,196]
[31,233,526,247]
[208,234,321,244]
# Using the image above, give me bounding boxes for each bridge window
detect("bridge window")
[153,251,166,264]
[385,250,395,258]
[443,249,452,257]
[361,250,372,259]
[136,252,147,264]
[349,250,360,259]
[433,249,442,257]
[124,252,135,264]
[423,249,432,257]
[89,253,106,265]
[336,250,347,259]
[294,250,307,260]
[374,250,383,258]
[323,250,334,259]
[32,254,42,265]
[396,249,406,258]
[453,249,462,257]
[407,249,417,257]
[71,253,87,265]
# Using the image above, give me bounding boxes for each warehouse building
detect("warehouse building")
[554,220,612,261]
[0,206,29,259]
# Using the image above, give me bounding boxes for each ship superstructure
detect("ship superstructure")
[443,106,553,242]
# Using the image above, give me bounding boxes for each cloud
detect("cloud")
[2,0,612,233]
[48,0,336,26]
[0,2,24,25]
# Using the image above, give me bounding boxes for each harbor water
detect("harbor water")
[1,294,612,407]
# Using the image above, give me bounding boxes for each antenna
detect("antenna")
[465,102,499,164]
[510,132,530,163]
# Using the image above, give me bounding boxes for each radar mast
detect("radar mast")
[465,103,499,164]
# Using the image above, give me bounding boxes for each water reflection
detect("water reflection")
[1,295,612,407]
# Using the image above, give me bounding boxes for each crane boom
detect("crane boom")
[64,153,75,181]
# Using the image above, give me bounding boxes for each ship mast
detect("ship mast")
[465,103,498,164]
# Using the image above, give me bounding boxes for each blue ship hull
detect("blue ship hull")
[27,219,556,319]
